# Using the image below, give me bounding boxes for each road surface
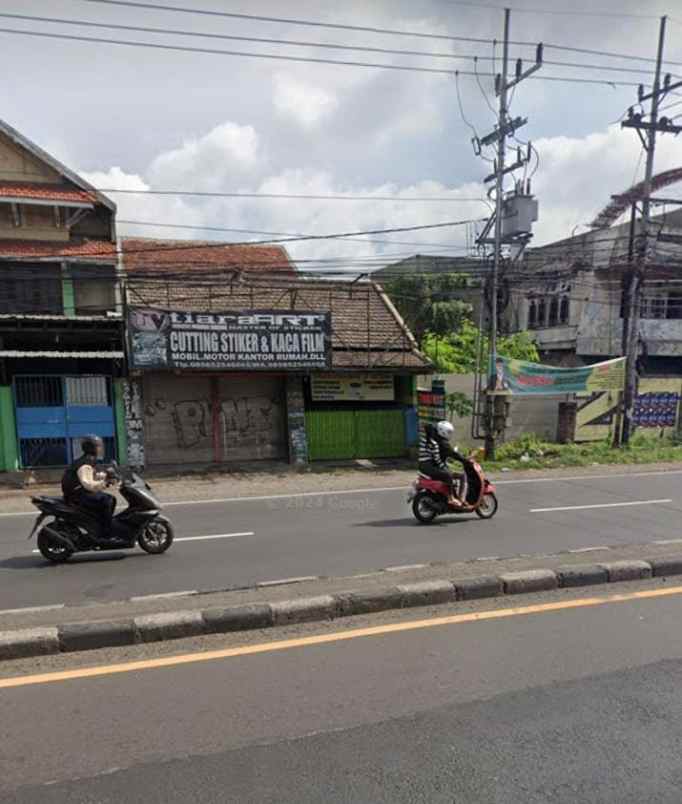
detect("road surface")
[1,579,682,802]
[0,468,681,607]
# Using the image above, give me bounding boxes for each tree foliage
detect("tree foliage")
[382,273,471,344]
[422,320,539,375]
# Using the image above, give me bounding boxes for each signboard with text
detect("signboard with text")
[491,356,625,396]
[310,373,395,402]
[127,307,331,371]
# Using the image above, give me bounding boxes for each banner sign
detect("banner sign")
[311,373,394,402]
[127,307,331,371]
[491,356,625,396]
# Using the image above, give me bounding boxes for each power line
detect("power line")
[0,26,644,87]
[0,12,663,78]
[74,0,682,70]
[117,219,469,250]
[0,217,486,261]
[100,188,492,202]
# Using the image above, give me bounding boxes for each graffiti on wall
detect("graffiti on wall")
[220,396,283,448]
[123,379,145,467]
[145,393,283,453]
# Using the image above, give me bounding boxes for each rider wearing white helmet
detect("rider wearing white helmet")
[418,419,466,504]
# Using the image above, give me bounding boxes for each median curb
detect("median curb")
[2,554,682,661]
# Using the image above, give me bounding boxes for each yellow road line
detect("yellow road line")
[1,583,681,690]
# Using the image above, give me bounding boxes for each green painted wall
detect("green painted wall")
[0,386,19,472]
[62,277,75,317]
[113,379,128,465]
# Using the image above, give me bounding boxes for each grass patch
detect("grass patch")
[476,432,682,473]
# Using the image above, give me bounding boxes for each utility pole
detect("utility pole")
[475,9,542,459]
[621,16,681,444]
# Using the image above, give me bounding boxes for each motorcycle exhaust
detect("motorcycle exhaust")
[41,526,76,552]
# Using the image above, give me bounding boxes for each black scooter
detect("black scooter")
[29,462,174,563]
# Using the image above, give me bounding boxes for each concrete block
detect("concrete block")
[270,595,339,626]
[500,569,558,595]
[453,576,502,601]
[648,557,682,578]
[600,560,652,583]
[0,627,59,660]
[58,620,136,652]
[396,580,457,608]
[203,604,273,633]
[335,588,404,616]
[556,564,609,588]
[134,610,206,643]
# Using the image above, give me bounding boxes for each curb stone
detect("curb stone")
[397,580,456,608]
[270,595,339,626]
[58,620,136,652]
[203,604,273,633]
[0,627,59,660]
[555,564,609,588]
[500,569,558,595]
[599,560,652,582]
[135,610,205,643]
[4,555,682,662]
[454,576,503,600]
[649,557,682,578]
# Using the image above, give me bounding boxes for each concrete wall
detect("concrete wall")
[419,374,561,446]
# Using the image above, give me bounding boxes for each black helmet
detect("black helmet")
[81,435,103,456]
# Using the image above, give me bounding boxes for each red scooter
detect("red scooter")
[408,451,498,524]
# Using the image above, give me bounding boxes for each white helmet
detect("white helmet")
[436,420,454,440]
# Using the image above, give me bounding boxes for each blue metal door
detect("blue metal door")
[14,375,115,467]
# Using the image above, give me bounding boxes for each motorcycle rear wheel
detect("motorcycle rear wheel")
[475,492,498,519]
[412,492,439,524]
[138,518,174,554]
[37,528,73,563]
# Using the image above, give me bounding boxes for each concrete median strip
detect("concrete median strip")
[4,552,682,661]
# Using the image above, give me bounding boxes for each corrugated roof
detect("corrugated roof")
[122,238,294,275]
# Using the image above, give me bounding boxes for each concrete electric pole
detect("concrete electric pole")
[620,15,682,445]
[476,9,542,459]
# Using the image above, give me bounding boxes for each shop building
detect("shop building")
[0,119,124,473]
[122,267,429,468]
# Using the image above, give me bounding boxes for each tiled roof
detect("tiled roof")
[127,274,429,371]
[121,238,295,274]
[0,239,116,260]
[0,181,96,205]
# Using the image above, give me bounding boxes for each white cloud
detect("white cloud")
[82,116,682,272]
[273,73,338,127]
[145,122,264,191]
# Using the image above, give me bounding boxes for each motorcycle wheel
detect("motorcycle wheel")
[138,518,174,554]
[475,492,498,520]
[412,492,439,524]
[37,528,73,563]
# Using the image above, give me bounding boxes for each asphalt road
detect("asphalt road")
[2,581,682,802]
[0,468,681,608]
